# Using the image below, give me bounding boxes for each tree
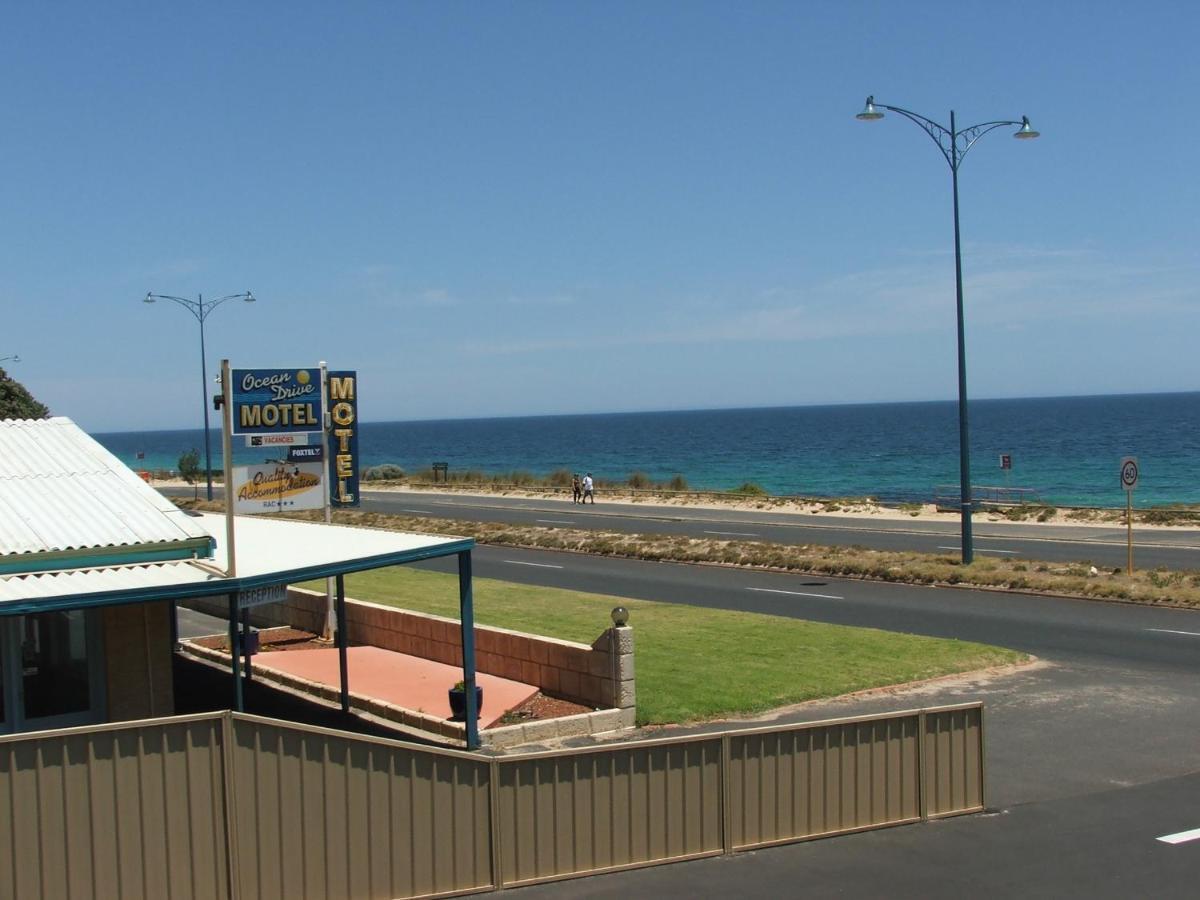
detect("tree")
[178,448,202,500]
[0,367,50,420]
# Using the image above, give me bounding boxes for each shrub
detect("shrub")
[669,474,689,491]
[363,464,406,481]
[547,468,573,487]
[734,482,767,497]
[628,471,652,490]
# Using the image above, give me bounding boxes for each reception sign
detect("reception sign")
[233,462,325,514]
[231,368,321,435]
[327,370,360,507]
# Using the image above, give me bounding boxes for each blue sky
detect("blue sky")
[3,1,1197,431]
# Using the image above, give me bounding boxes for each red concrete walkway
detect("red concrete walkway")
[253,646,538,729]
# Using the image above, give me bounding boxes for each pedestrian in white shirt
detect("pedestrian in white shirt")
[582,473,595,504]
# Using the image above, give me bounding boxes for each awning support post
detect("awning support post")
[241,607,252,683]
[336,573,349,713]
[457,550,479,750]
[228,592,243,712]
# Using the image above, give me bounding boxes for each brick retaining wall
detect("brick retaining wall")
[181,587,634,712]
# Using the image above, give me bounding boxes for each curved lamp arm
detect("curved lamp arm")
[145,291,254,323]
[858,97,1036,171]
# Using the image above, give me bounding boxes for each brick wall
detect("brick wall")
[101,601,174,721]
[181,588,634,710]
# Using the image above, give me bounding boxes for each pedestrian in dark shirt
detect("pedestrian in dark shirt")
[571,473,582,504]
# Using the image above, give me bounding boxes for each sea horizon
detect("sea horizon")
[91,387,1200,436]
[91,390,1200,509]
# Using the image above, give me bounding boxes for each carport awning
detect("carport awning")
[0,513,472,615]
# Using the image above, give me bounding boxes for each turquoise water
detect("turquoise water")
[94,392,1200,508]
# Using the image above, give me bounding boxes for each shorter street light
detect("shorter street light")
[856,96,1039,564]
[144,291,256,500]
[0,355,19,364]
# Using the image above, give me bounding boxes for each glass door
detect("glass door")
[0,610,102,732]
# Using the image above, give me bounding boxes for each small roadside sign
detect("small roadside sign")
[1120,457,1139,492]
[1120,456,1138,575]
[999,454,1012,470]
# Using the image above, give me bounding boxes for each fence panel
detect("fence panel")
[0,714,229,900]
[228,715,495,900]
[728,712,922,850]
[0,703,985,898]
[496,737,725,886]
[923,704,985,817]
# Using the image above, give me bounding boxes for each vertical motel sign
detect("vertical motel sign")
[327,371,360,506]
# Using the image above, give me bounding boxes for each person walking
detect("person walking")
[571,473,582,504]
[582,472,595,504]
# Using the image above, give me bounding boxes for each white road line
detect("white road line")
[748,587,843,600]
[937,546,1019,555]
[1146,628,1200,638]
[503,560,564,570]
[399,508,429,514]
[1157,827,1200,845]
[536,519,575,524]
[704,530,759,537]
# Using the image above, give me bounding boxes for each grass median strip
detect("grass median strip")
[303,567,1023,726]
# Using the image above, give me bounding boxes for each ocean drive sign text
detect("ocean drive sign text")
[231,368,320,435]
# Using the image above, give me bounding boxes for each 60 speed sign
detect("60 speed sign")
[1120,457,1139,492]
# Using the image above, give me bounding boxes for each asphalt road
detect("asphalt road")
[406,543,1200,897]
[361,489,1200,570]
[165,486,1200,568]
[167,486,1200,895]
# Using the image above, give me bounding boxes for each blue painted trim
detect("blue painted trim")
[0,538,475,617]
[0,539,216,576]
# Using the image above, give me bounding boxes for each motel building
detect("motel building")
[0,416,479,739]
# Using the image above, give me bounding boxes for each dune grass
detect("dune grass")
[305,567,1023,726]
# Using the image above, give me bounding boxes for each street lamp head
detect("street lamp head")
[1014,116,1040,140]
[856,95,884,121]
[144,292,156,304]
[244,291,256,303]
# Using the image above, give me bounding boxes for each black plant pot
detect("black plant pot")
[448,685,483,721]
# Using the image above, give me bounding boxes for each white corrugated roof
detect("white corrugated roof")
[196,513,464,578]
[0,513,467,608]
[0,560,216,603]
[0,417,212,561]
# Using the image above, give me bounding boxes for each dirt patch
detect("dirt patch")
[192,626,328,653]
[497,692,592,723]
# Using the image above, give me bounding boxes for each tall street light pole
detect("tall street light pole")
[144,291,256,500]
[856,96,1039,565]
[0,355,18,363]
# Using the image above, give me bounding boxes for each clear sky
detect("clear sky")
[3,1,1197,432]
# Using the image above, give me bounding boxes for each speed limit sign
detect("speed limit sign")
[1120,457,1139,492]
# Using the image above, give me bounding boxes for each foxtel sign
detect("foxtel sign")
[231,368,320,435]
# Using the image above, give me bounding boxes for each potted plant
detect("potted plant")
[448,679,483,721]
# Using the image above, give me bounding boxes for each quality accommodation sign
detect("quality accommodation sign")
[233,462,325,514]
[231,368,321,435]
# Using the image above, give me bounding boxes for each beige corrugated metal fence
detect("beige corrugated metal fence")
[0,703,984,899]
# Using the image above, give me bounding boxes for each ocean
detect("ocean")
[93,392,1200,508]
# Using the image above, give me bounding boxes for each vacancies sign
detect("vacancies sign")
[231,368,320,435]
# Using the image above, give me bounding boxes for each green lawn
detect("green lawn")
[306,567,1024,726]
